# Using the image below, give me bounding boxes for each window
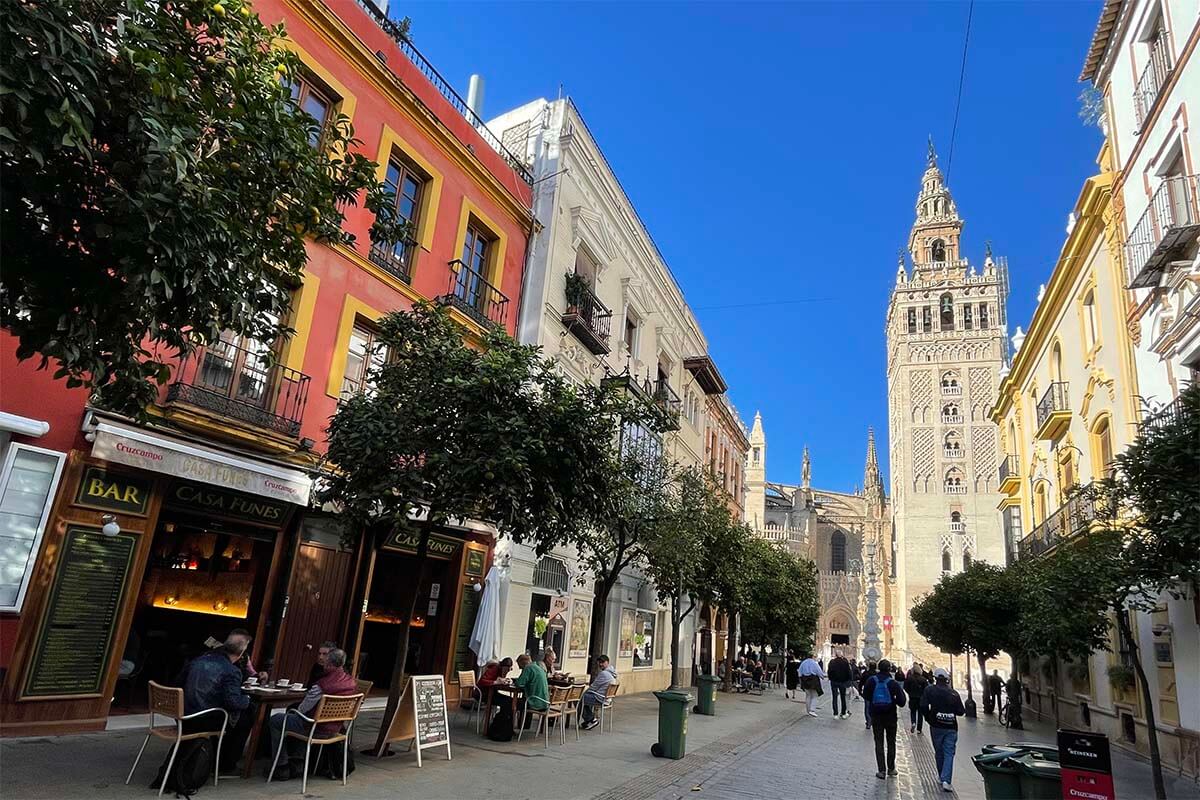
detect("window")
[753,447,760,464]
[963,304,973,330]
[1033,482,1049,526]
[907,308,918,334]
[1082,290,1099,352]
[942,549,952,572]
[940,293,955,331]
[633,610,656,668]
[1050,342,1063,382]
[979,303,989,329]
[951,511,962,523]
[1093,417,1115,478]
[943,403,960,421]
[372,157,427,278]
[462,223,492,277]
[922,306,933,333]
[0,444,66,611]
[932,239,946,262]
[623,310,640,355]
[963,550,972,570]
[1003,506,1024,564]
[1060,455,1076,499]
[532,556,570,594]
[340,321,387,399]
[287,76,333,148]
[830,530,847,572]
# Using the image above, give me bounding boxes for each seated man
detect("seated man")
[307,641,338,686]
[180,632,252,774]
[268,647,357,781]
[580,655,618,731]
[512,654,549,727]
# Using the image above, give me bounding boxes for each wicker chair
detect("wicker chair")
[456,670,483,732]
[562,683,585,742]
[518,685,570,748]
[597,682,620,733]
[266,693,365,794]
[125,681,228,797]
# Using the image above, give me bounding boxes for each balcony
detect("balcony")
[1036,382,1071,440]
[653,377,682,430]
[942,414,963,425]
[437,259,510,329]
[1133,30,1173,133]
[166,341,310,439]
[601,373,681,431]
[1016,484,1104,561]
[368,238,416,284]
[999,455,1021,493]
[1140,394,1189,435]
[1124,174,1200,289]
[944,484,968,495]
[949,521,966,533]
[561,273,612,355]
[944,447,963,459]
[941,384,963,397]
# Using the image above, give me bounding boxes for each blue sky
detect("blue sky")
[393,0,1103,491]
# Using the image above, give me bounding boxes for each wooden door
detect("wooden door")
[272,543,354,682]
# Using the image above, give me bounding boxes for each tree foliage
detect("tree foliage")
[740,540,820,650]
[911,561,1020,661]
[0,0,404,413]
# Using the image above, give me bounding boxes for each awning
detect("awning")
[90,421,311,506]
[0,411,50,438]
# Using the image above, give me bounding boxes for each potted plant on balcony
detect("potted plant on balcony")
[564,272,590,313]
[1106,664,1135,693]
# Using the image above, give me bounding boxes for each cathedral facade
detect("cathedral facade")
[885,142,1009,667]
[744,413,895,660]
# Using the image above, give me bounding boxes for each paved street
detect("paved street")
[2,683,1192,799]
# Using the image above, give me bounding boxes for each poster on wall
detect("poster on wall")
[618,608,635,658]
[568,598,591,659]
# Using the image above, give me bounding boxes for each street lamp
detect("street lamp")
[861,539,883,663]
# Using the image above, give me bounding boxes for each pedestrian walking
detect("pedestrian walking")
[784,651,801,700]
[918,667,966,792]
[798,652,826,717]
[859,661,876,729]
[827,649,853,719]
[863,659,906,779]
[985,669,1004,714]
[904,663,928,733]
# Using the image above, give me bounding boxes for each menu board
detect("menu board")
[452,584,481,673]
[379,674,452,767]
[24,526,137,698]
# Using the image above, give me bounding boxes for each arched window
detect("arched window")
[1050,341,1064,382]
[942,549,952,572]
[963,550,972,570]
[1007,422,1018,457]
[1093,417,1115,478]
[940,293,955,330]
[944,431,962,454]
[532,556,570,594]
[1083,290,1099,352]
[1034,482,1049,526]
[932,239,946,262]
[943,403,960,421]
[830,530,847,573]
[951,511,962,523]
[941,370,959,388]
[944,467,964,492]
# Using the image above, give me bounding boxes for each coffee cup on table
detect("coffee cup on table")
[276,678,290,687]
[244,677,258,687]
[291,682,304,690]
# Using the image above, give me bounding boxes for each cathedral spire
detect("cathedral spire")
[909,137,964,268]
[863,427,884,502]
[927,134,938,168]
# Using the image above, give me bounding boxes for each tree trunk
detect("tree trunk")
[1050,657,1061,731]
[978,652,992,713]
[369,522,431,756]
[965,648,974,700]
[587,572,618,677]
[1118,610,1166,800]
[669,593,682,690]
[722,611,737,693]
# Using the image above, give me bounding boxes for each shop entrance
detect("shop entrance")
[355,550,454,691]
[524,593,566,662]
[114,509,283,711]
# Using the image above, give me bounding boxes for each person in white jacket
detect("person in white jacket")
[798,653,827,716]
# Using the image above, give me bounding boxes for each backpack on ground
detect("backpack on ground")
[870,676,896,714]
[150,738,212,798]
[486,710,514,742]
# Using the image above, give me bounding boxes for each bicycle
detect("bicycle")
[998,700,1011,728]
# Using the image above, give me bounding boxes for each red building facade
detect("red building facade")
[0,0,532,735]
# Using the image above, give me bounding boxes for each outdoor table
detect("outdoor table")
[239,685,308,778]
[482,684,523,737]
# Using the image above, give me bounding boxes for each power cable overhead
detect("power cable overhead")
[946,0,975,181]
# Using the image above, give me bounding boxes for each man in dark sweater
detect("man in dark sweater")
[903,664,928,733]
[918,667,966,792]
[826,650,853,719]
[863,659,906,779]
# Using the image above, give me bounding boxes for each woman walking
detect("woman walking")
[798,652,826,717]
[784,651,801,700]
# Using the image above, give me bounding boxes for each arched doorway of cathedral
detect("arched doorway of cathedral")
[821,606,860,661]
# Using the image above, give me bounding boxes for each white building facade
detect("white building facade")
[484,97,730,693]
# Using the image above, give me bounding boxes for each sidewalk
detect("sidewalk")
[0,689,801,800]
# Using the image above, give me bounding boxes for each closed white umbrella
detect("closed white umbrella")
[469,565,502,663]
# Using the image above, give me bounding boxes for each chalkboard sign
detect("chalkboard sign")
[453,584,481,672]
[379,674,452,766]
[23,526,137,698]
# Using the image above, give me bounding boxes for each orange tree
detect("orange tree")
[1,0,404,413]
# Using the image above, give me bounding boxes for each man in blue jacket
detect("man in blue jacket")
[863,659,906,779]
[919,667,967,791]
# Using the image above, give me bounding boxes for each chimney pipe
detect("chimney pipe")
[466,74,485,119]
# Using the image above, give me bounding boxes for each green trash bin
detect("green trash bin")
[694,675,721,716]
[651,690,692,759]
[972,752,1024,800]
[1013,754,1062,800]
[982,742,1059,757]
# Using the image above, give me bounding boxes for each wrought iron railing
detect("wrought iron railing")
[368,237,417,283]
[1140,394,1188,434]
[1124,174,1199,288]
[349,0,533,185]
[944,447,963,459]
[941,384,963,396]
[1133,29,1173,131]
[653,377,682,419]
[1036,382,1070,431]
[944,484,967,495]
[942,414,963,425]
[438,259,509,328]
[1016,484,1104,560]
[167,340,310,437]
[562,274,612,349]
[999,454,1019,485]
[949,521,966,533]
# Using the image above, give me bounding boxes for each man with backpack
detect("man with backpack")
[863,659,906,779]
[919,667,966,792]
